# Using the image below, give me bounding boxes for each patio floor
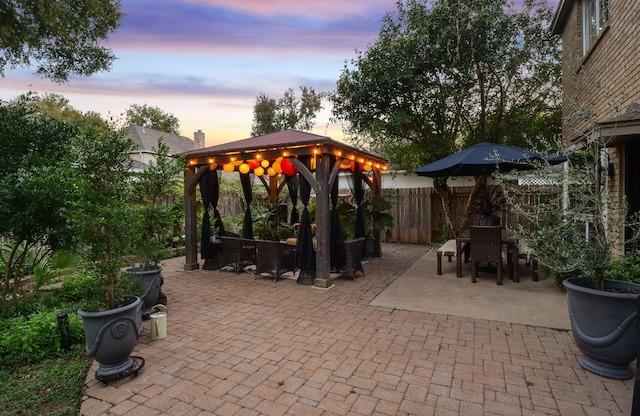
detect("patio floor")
[80,243,636,415]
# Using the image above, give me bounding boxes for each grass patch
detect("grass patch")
[0,345,91,416]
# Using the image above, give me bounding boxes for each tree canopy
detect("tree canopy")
[251,86,324,136]
[330,0,561,233]
[0,0,123,83]
[126,103,181,135]
[331,0,561,173]
[0,95,79,307]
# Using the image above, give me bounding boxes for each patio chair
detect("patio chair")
[255,239,296,282]
[340,238,365,280]
[469,225,504,285]
[220,236,257,273]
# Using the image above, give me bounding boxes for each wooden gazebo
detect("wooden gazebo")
[180,129,389,287]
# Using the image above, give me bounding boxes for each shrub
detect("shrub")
[0,310,84,364]
[604,253,640,285]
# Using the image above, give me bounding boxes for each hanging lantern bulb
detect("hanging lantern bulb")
[267,167,277,176]
[281,158,295,176]
[273,161,283,174]
[223,163,234,173]
[363,164,372,171]
[261,159,270,168]
[239,163,250,174]
[254,166,264,176]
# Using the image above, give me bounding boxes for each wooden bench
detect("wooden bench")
[437,239,458,275]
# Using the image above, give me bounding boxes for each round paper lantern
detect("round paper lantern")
[273,162,283,174]
[350,161,355,171]
[267,167,276,176]
[223,163,234,173]
[239,163,250,174]
[363,164,372,171]
[248,159,260,169]
[261,159,270,168]
[232,160,244,166]
[281,158,295,176]
[254,166,264,176]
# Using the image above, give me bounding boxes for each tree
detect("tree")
[251,86,324,136]
[126,104,181,135]
[0,0,123,83]
[0,95,77,309]
[64,124,137,310]
[330,0,561,234]
[16,92,106,127]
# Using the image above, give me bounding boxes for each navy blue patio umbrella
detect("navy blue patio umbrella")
[414,142,567,177]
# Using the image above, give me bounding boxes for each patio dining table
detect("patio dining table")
[455,229,520,282]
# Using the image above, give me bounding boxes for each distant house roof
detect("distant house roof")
[126,125,196,156]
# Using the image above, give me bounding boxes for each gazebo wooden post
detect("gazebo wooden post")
[314,154,331,287]
[184,165,200,270]
[372,168,383,257]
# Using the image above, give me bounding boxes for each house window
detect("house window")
[582,0,610,54]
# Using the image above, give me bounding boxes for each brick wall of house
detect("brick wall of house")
[557,0,640,256]
[559,0,640,146]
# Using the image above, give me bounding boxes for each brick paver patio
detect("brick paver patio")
[80,243,635,415]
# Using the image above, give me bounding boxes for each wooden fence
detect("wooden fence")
[215,185,539,246]
[384,187,476,245]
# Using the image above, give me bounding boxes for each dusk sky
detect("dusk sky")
[0,0,559,147]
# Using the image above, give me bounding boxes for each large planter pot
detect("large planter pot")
[78,295,144,381]
[563,277,640,379]
[478,215,500,226]
[361,237,375,261]
[126,267,164,317]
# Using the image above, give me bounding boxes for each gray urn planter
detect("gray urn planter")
[563,277,640,380]
[126,267,164,317]
[78,295,144,380]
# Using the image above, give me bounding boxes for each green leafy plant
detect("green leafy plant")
[468,185,507,221]
[64,124,137,310]
[604,253,640,285]
[362,194,394,239]
[0,346,91,415]
[130,139,185,269]
[0,310,84,364]
[337,198,357,240]
[253,202,294,241]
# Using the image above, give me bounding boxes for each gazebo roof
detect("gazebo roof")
[179,129,388,170]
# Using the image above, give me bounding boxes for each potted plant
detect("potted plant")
[254,202,294,241]
[65,124,144,382]
[468,183,506,226]
[362,194,394,258]
[497,139,640,380]
[128,139,184,316]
